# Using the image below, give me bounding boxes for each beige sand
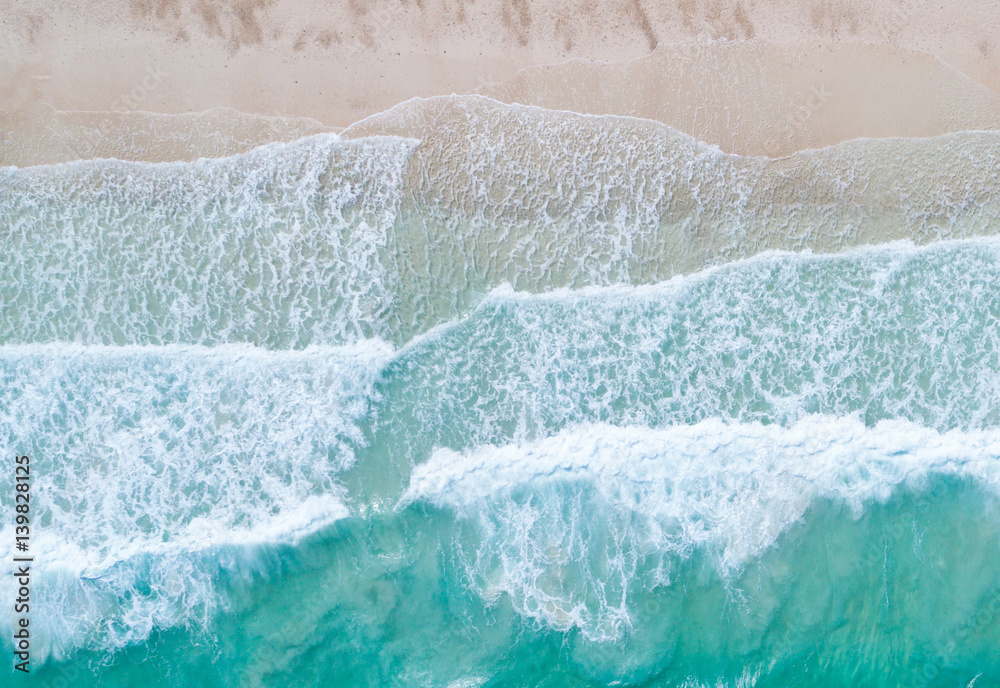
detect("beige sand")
[2,1,999,167]
[477,42,1000,157]
[6,39,1000,166]
[2,0,998,127]
[0,105,334,167]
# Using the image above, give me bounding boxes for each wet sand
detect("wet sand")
[1,1,998,165]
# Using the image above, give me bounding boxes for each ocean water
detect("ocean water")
[2,100,1000,687]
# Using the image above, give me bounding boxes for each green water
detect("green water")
[27,484,1000,687]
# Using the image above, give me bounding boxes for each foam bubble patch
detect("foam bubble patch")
[0,340,392,660]
[402,416,1000,639]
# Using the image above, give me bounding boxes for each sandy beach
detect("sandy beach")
[6,3,1000,687]
[3,0,1000,164]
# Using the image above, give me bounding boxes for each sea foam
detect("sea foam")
[0,134,416,348]
[0,340,392,660]
[362,235,1000,502]
[4,98,999,350]
[402,416,1000,639]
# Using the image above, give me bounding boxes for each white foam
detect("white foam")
[0,340,392,571]
[402,416,1000,638]
[0,340,393,660]
[379,233,1000,487]
[348,96,1000,322]
[0,134,418,348]
[5,98,1000,349]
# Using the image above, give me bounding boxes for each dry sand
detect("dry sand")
[1,0,999,165]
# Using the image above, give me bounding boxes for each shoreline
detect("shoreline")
[3,1,998,125]
[1,1,998,165]
[5,37,1000,166]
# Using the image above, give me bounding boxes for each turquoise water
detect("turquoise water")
[3,118,1000,687]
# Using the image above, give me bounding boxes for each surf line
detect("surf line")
[12,454,32,674]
